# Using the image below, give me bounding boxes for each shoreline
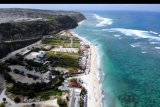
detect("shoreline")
[70,30,103,107]
[0,20,104,107]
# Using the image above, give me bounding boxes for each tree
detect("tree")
[14,97,20,103]
[57,97,67,107]
[70,78,77,83]
[80,87,87,96]
[28,92,35,99]
[79,98,84,107]
[31,103,36,107]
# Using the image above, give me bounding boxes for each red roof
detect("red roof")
[69,82,79,88]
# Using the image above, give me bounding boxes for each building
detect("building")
[79,57,87,70]
[69,82,79,88]
[37,53,45,59]
[58,80,70,91]
[69,88,81,107]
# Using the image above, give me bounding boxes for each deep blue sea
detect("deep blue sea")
[74,11,160,107]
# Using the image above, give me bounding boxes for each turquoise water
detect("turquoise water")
[74,11,160,107]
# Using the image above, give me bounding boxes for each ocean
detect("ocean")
[74,11,160,107]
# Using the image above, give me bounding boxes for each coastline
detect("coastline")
[0,20,104,107]
[70,30,103,107]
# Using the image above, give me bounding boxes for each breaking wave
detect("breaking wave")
[102,28,160,41]
[94,14,113,27]
[130,42,142,48]
[155,47,160,49]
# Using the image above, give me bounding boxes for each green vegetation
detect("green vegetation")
[80,87,87,96]
[5,57,24,66]
[79,98,84,107]
[3,72,14,83]
[25,59,43,67]
[38,89,62,100]
[41,35,80,48]
[0,62,11,73]
[31,47,42,52]
[70,78,77,83]
[57,97,67,107]
[45,51,80,73]
[7,76,64,99]
[0,103,5,107]
[14,97,20,103]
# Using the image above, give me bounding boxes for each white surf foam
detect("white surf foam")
[155,47,160,49]
[94,14,113,27]
[149,31,159,35]
[130,44,136,47]
[113,35,121,37]
[150,42,159,44]
[130,43,141,48]
[141,51,147,53]
[103,28,160,41]
[78,20,85,25]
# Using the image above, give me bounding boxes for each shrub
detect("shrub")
[3,72,14,82]
[80,87,87,96]
[14,97,20,103]
[31,103,36,107]
[70,78,77,83]
[79,98,84,107]
[25,59,43,67]
[57,98,67,107]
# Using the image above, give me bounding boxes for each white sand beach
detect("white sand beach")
[70,31,103,107]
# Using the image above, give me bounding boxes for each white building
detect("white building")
[69,88,81,107]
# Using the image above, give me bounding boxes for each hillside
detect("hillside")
[0,8,86,58]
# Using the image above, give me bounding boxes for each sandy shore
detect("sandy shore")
[70,31,103,107]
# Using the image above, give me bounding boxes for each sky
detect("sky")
[0,4,160,12]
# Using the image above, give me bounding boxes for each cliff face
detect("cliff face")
[0,15,78,41]
[0,8,86,59]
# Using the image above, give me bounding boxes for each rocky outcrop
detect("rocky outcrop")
[0,8,86,59]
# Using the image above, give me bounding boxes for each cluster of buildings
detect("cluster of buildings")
[2,30,89,107]
[79,41,90,72]
[58,78,86,107]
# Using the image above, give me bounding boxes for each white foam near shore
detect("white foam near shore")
[94,14,113,27]
[70,30,103,107]
[149,31,159,35]
[103,28,160,41]
[78,20,85,25]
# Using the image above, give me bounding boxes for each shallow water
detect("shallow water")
[75,11,160,107]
